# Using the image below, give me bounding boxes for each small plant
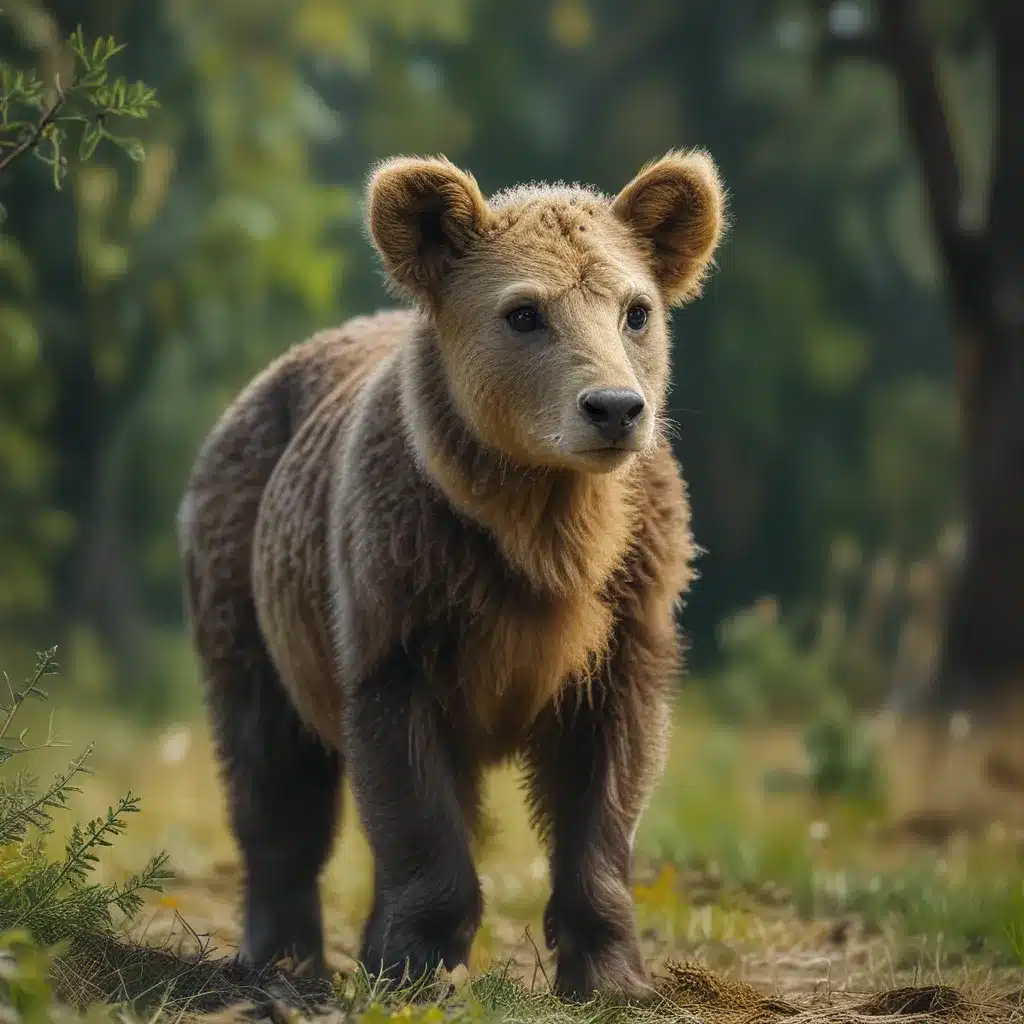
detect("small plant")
[0,24,157,205]
[761,707,884,810]
[800,710,883,804]
[707,597,838,723]
[705,529,960,724]
[0,648,171,946]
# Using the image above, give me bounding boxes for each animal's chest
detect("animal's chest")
[457,585,615,758]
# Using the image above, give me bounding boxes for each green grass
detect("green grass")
[4,661,1024,1022]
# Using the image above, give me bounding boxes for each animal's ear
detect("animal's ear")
[611,149,726,305]
[366,155,492,303]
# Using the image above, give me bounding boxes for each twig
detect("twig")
[522,925,552,993]
[0,74,67,176]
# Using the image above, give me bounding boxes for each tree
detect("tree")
[816,0,1023,711]
[0,0,472,709]
[1,0,966,709]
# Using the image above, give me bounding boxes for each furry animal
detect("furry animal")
[178,150,726,1001]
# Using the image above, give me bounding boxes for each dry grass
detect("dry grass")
[12,692,1024,1023]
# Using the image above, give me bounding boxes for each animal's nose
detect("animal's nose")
[577,388,646,442]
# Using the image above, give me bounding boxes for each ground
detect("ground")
[24,691,1024,1022]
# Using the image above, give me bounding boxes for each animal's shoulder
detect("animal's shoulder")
[278,308,416,425]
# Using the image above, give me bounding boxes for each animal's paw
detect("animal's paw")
[359,887,478,994]
[549,925,654,1004]
[554,952,655,1004]
[544,892,653,1003]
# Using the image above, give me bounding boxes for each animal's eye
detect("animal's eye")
[626,304,649,331]
[506,305,540,333]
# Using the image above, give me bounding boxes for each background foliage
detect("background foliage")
[0,0,982,713]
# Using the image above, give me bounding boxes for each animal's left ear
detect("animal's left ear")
[611,150,726,305]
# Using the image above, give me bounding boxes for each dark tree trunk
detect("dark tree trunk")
[875,0,1024,710]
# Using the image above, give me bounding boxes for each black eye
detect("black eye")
[507,305,540,333]
[626,305,649,331]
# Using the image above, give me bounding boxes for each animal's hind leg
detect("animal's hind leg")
[204,608,341,974]
[183,530,342,975]
[179,360,343,974]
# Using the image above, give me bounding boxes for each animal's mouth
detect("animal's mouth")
[572,443,641,456]
[567,444,639,471]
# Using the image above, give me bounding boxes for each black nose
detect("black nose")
[577,388,646,442]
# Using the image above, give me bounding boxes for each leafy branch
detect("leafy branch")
[0,646,60,765]
[0,25,157,191]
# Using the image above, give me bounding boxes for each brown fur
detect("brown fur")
[179,151,726,999]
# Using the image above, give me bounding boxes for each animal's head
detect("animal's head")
[366,152,726,473]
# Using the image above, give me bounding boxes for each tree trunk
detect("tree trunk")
[878,0,1024,711]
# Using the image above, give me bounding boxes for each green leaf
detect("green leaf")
[77,123,101,162]
[123,138,145,162]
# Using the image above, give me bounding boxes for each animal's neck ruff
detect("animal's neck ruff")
[399,320,638,599]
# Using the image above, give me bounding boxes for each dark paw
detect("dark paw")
[360,887,479,989]
[544,883,650,1002]
[546,901,651,1004]
[360,926,473,993]
[554,950,654,1004]
[361,943,443,988]
[239,936,326,979]
[241,890,325,978]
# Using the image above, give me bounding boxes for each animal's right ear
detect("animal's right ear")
[366,156,492,304]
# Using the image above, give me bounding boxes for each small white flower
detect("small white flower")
[808,820,830,842]
[158,726,192,764]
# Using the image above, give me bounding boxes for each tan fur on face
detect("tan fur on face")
[368,152,725,486]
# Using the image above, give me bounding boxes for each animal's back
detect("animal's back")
[178,309,414,747]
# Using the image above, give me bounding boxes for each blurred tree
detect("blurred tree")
[0,0,352,706]
[813,0,1023,711]
[0,0,474,709]
[0,0,971,711]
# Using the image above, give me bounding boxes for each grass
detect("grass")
[6,674,1024,1022]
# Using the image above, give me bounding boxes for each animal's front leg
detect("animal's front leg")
[526,655,672,1002]
[345,646,482,986]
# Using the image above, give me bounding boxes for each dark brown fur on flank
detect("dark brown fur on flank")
[178,151,726,1000]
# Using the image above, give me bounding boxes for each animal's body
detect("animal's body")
[178,152,726,1000]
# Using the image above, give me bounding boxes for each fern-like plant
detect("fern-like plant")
[0,649,171,945]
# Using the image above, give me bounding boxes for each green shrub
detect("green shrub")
[704,528,960,724]
[0,649,170,945]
